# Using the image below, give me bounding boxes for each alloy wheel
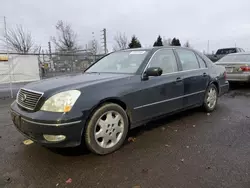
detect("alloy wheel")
[206,88,217,109]
[94,111,124,149]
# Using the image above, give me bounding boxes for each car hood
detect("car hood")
[23,73,131,93]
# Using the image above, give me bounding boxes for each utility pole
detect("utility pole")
[42,50,45,63]
[48,41,52,59]
[4,16,13,98]
[207,40,210,54]
[101,28,107,54]
[92,32,96,62]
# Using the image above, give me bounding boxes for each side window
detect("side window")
[148,49,178,74]
[196,55,207,68]
[176,49,200,71]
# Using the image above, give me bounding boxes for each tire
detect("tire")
[203,84,218,112]
[84,103,129,155]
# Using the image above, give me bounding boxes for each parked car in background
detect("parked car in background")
[215,52,250,83]
[207,47,244,62]
[10,47,229,155]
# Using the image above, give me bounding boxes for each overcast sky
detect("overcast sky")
[1,0,250,53]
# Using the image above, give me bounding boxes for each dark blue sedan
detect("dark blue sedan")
[10,47,229,155]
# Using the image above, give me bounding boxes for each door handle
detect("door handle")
[176,77,183,83]
[203,73,207,77]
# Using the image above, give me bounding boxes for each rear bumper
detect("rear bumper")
[10,101,88,148]
[219,81,229,96]
[226,73,250,82]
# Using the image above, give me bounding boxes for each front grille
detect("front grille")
[17,89,43,111]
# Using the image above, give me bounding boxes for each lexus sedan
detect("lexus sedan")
[10,47,229,155]
[215,52,250,83]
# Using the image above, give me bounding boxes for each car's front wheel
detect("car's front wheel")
[203,84,218,112]
[84,103,129,155]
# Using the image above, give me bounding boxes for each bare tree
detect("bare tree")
[113,32,128,51]
[52,20,79,52]
[183,41,191,48]
[1,25,35,53]
[163,38,172,46]
[88,39,102,55]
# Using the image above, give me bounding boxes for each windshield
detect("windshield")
[218,54,250,62]
[85,50,149,74]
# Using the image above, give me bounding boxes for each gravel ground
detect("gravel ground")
[0,85,250,188]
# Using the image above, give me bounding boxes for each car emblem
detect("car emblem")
[20,94,27,102]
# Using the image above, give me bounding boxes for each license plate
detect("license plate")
[226,67,233,72]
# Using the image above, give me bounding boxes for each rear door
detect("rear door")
[131,49,184,123]
[175,49,209,107]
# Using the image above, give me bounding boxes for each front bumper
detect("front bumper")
[10,101,87,148]
[226,73,250,82]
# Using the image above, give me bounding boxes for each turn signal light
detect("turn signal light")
[64,105,72,112]
[240,66,250,72]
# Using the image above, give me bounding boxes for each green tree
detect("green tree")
[128,35,142,48]
[171,38,181,46]
[153,35,163,46]
[176,39,181,46]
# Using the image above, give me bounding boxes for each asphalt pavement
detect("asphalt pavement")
[0,83,26,99]
[1,85,250,188]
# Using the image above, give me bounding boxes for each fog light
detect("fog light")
[43,135,66,142]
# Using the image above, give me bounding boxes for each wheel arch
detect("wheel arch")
[209,80,220,94]
[84,97,132,132]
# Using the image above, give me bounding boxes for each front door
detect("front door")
[131,49,184,123]
[175,49,209,107]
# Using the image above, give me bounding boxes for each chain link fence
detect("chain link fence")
[40,52,105,79]
[0,52,105,98]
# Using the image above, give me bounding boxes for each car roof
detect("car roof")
[217,47,239,50]
[120,46,191,52]
[227,52,250,55]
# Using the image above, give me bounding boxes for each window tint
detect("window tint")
[176,49,200,70]
[216,48,237,55]
[86,51,149,73]
[196,55,207,68]
[148,49,178,74]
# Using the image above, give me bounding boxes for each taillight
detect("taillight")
[240,66,250,72]
[223,71,227,80]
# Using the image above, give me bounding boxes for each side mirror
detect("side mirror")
[142,67,163,80]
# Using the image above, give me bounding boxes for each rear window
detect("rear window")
[216,48,237,55]
[218,54,250,62]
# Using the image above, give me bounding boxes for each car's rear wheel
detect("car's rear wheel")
[203,84,218,112]
[84,103,129,155]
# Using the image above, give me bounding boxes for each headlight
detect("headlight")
[41,90,81,112]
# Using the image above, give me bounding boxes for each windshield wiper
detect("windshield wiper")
[84,72,100,74]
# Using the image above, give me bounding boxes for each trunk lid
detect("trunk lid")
[215,62,250,73]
